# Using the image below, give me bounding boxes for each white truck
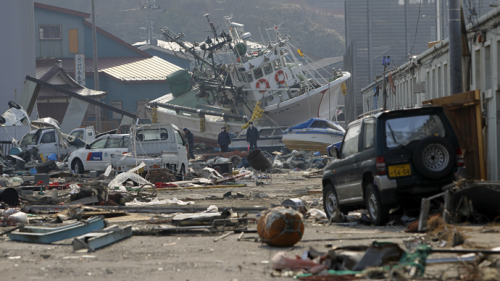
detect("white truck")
[18,126,96,161]
[111,123,189,177]
[0,101,32,154]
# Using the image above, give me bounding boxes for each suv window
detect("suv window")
[341,123,361,158]
[363,119,375,149]
[385,115,445,148]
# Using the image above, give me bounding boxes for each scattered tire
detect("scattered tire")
[412,136,455,180]
[8,101,21,110]
[365,184,389,226]
[72,159,84,174]
[36,160,57,174]
[323,183,347,219]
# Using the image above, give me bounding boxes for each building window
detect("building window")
[39,25,62,40]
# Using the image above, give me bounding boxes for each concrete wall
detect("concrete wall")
[343,0,438,124]
[0,0,36,114]
[34,7,86,59]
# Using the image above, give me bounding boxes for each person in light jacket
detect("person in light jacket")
[246,121,260,151]
[217,126,231,152]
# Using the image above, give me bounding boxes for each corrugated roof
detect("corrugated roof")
[61,56,183,82]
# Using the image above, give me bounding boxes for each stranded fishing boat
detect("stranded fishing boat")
[282,118,345,154]
[149,14,350,146]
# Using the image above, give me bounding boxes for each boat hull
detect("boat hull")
[262,72,351,126]
[282,131,344,154]
[153,72,351,146]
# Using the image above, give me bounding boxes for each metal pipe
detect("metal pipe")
[449,0,463,95]
[91,0,101,132]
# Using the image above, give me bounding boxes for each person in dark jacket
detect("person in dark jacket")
[183,128,195,160]
[217,126,231,152]
[246,121,260,150]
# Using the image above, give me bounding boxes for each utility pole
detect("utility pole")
[91,0,101,132]
[449,0,463,95]
[382,56,390,110]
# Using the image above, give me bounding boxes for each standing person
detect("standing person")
[246,121,260,151]
[183,128,195,160]
[217,126,231,152]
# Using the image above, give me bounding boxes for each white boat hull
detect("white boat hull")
[282,130,344,154]
[153,72,350,145]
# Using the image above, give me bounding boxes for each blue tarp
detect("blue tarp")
[287,118,319,130]
[287,118,343,131]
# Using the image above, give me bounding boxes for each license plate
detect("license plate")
[388,164,411,178]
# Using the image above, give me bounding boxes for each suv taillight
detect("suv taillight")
[456,148,464,167]
[376,156,386,175]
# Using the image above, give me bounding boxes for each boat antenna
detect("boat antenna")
[204,13,219,41]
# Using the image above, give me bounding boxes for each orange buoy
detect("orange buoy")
[257,207,304,247]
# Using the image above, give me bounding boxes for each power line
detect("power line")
[409,0,422,56]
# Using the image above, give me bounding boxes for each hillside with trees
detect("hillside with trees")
[36,0,345,58]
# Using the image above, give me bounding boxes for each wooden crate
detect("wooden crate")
[423,90,485,180]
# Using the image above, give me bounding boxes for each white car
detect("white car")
[68,134,129,174]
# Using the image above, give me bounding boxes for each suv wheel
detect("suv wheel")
[412,136,455,180]
[323,184,346,219]
[366,184,389,226]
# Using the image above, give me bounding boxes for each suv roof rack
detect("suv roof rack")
[357,108,384,119]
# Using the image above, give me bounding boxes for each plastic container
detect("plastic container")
[246,149,272,171]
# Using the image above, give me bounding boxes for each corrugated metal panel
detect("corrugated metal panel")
[61,56,183,81]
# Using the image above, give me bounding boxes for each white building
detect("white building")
[361,7,500,181]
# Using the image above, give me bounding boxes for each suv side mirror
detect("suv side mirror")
[85,144,90,149]
[334,146,341,159]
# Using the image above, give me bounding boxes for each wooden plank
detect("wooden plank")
[423,90,478,106]
[475,102,486,179]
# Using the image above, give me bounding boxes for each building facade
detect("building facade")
[34,3,182,129]
[361,6,500,181]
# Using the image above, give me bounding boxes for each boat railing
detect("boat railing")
[357,108,384,119]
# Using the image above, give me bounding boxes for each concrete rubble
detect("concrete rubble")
[0,148,499,280]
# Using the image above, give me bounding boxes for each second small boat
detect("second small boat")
[282,118,345,154]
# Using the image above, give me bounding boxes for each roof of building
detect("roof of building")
[35,61,106,98]
[34,2,91,18]
[61,56,183,82]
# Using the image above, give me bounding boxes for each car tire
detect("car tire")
[176,165,185,181]
[8,101,21,110]
[323,184,347,219]
[365,184,389,226]
[412,136,455,180]
[72,159,84,174]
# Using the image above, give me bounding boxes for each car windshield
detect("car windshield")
[21,131,39,146]
[385,115,445,148]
